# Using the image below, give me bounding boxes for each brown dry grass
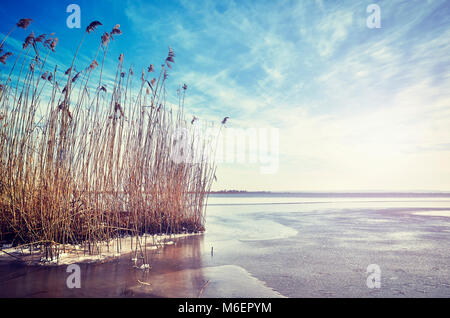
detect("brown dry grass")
[0,19,218,260]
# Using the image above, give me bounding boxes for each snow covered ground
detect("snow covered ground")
[0,232,203,266]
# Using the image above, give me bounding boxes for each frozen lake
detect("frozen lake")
[202,192,450,297]
[1,192,449,297]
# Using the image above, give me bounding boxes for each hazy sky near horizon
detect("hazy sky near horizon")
[1,0,450,191]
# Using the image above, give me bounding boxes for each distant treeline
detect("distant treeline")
[208,191,450,197]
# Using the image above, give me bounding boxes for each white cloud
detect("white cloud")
[123,0,450,191]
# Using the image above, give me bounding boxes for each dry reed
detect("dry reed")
[0,18,218,261]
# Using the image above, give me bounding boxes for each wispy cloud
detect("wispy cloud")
[1,0,449,191]
[120,0,450,190]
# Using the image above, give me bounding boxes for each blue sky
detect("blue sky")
[1,0,450,191]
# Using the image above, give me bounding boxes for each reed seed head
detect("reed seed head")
[35,34,46,43]
[0,52,13,64]
[16,18,33,29]
[50,38,58,51]
[90,60,99,70]
[23,32,35,49]
[44,37,58,52]
[101,32,110,46]
[86,21,102,33]
[165,47,175,68]
[110,24,122,39]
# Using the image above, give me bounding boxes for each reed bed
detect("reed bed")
[0,19,218,260]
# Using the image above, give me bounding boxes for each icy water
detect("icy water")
[203,193,450,297]
[1,192,450,297]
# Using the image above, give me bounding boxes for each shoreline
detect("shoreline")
[0,232,204,267]
[0,233,284,298]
